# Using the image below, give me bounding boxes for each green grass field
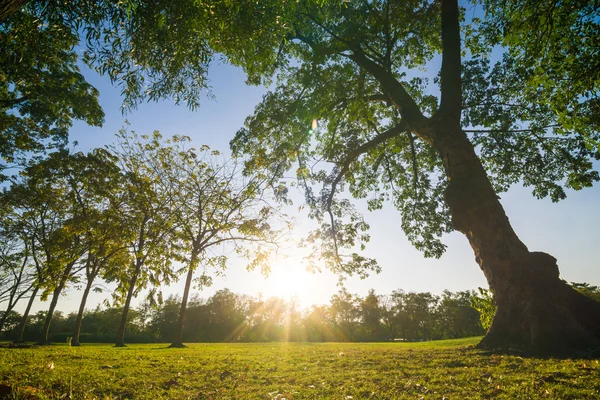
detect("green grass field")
[1,338,599,399]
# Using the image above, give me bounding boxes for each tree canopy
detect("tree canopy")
[224,0,600,268]
[0,12,103,179]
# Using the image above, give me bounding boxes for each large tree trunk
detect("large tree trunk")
[0,0,28,24]
[115,266,140,347]
[15,286,38,342]
[71,274,96,346]
[432,120,600,355]
[170,252,198,348]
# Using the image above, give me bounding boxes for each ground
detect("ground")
[0,338,599,399]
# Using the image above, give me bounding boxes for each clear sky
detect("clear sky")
[18,58,600,314]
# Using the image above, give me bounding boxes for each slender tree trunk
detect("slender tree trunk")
[0,275,28,333]
[431,121,600,354]
[170,252,198,348]
[0,303,14,333]
[15,286,38,342]
[38,266,72,345]
[115,266,140,347]
[71,274,97,346]
[0,0,28,24]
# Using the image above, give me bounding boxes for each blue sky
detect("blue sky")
[19,57,600,314]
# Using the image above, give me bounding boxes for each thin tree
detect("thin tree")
[66,150,132,346]
[155,137,285,348]
[109,130,179,347]
[3,153,83,344]
[0,216,35,333]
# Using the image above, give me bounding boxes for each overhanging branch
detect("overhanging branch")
[348,50,430,140]
[325,122,407,259]
[464,125,560,134]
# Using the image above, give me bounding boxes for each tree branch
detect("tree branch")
[348,50,430,139]
[437,0,462,120]
[463,124,560,134]
[407,131,419,206]
[0,96,29,109]
[325,122,407,259]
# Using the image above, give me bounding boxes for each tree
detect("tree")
[0,212,35,333]
[223,0,600,354]
[329,288,360,341]
[2,152,87,344]
[147,295,182,342]
[65,150,132,346]
[358,289,385,341]
[402,292,439,341]
[150,136,284,347]
[437,290,483,339]
[109,130,179,347]
[25,152,96,344]
[203,289,249,342]
[379,293,403,341]
[0,192,35,331]
[473,282,600,334]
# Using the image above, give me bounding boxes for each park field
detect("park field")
[1,338,599,399]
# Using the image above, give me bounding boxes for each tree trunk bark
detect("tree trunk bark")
[15,286,38,343]
[431,120,600,355]
[0,0,28,24]
[170,252,198,348]
[38,267,72,345]
[71,274,96,346]
[115,266,140,347]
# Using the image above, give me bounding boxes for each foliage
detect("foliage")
[1,287,488,343]
[470,287,495,331]
[107,130,185,302]
[0,0,217,179]
[222,0,600,275]
[2,151,84,302]
[570,282,600,303]
[159,135,284,283]
[0,12,104,179]
[3,0,298,112]
[25,0,219,110]
[2,340,600,399]
[480,0,600,153]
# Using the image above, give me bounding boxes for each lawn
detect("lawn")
[1,338,599,399]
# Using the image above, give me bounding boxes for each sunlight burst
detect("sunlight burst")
[263,262,317,307]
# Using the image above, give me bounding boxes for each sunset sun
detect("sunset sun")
[263,261,319,306]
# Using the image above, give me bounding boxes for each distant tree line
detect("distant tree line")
[5,283,596,345]
[1,288,488,343]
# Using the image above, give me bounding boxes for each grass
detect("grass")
[1,337,599,399]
